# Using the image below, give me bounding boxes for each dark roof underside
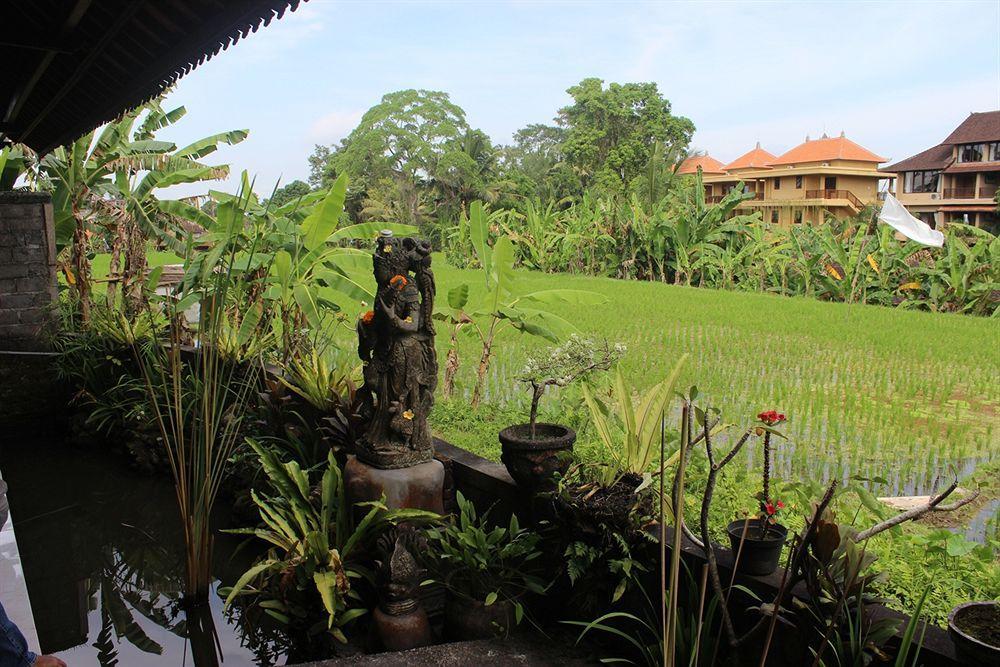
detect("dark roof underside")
[881,143,954,173]
[0,0,302,155]
[941,111,1000,145]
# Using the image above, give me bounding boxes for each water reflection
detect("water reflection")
[0,424,288,666]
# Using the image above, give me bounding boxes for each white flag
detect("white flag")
[877,192,944,247]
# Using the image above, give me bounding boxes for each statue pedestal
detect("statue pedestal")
[344,455,445,514]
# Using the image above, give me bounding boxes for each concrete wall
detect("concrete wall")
[0,192,58,351]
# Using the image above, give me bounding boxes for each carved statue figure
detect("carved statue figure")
[356,232,438,469]
[373,529,432,650]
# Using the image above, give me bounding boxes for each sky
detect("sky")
[157,0,1000,197]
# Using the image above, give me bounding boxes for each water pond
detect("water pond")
[0,421,290,666]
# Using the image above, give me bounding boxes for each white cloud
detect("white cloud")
[308,109,364,144]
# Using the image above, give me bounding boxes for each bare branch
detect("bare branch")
[855,482,978,542]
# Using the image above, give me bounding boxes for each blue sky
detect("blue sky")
[158,0,1000,196]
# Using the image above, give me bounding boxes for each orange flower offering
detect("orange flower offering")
[360,310,375,325]
[390,274,408,290]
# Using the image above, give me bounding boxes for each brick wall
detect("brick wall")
[0,191,58,351]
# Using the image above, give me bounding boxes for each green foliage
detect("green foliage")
[443,200,607,406]
[580,357,687,487]
[224,440,438,641]
[425,492,547,625]
[558,77,695,196]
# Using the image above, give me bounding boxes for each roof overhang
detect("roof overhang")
[1,0,303,155]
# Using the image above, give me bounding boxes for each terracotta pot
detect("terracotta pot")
[444,590,517,640]
[499,423,575,492]
[727,519,787,576]
[948,601,1000,664]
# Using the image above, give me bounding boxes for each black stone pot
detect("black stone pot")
[444,589,518,640]
[499,423,576,492]
[948,601,1000,664]
[727,519,788,576]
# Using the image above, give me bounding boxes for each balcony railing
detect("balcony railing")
[942,187,977,199]
[980,186,999,199]
[805,189,864,209]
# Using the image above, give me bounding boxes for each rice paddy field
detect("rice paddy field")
[429,259,1000,497]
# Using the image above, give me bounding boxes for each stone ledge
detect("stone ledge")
[291,634,598,666]
[0,191,51,204]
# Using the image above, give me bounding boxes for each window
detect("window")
[904,170,940,193]
[795,176,803,189]
[990,142,1000,161]
[774,177,781,190]
[794,210,803,224]
[918,212,937,229]
[770,210,779,224]
[959,143,987,162]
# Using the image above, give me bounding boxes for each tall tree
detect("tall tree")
[328,89,470,226]
[557,78,694,196]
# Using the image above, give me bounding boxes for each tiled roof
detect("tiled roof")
[724,143,776,171]
[881,144,954,173]
[677,154,727,175]
[941,111,1000,145]
[768,133,886,166]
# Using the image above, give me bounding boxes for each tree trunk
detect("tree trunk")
[443,330,460,398]
[470,340,492,409]
[72,216,91,323]
[105,221,126,309]
[528,383,544,439]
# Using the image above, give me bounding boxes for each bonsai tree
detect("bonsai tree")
[516,335,624,439]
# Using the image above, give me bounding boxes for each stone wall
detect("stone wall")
[0,191,58,351]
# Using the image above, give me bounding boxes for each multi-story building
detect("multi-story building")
[677,133,890,225]
[881,111,1000,233]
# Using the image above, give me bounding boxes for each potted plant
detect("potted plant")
[499,336,623,491]
[948,601,1000,662]
[426,493,547,640]
[727,409,788,575]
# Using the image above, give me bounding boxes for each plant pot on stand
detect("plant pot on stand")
[444,588,520,640]
[948,600,1000,663]
[727,518,788,576]
[499,423,575,492]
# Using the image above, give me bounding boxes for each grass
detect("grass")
[427,258,999,492]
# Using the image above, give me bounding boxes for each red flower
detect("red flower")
[389,274,408,290]
[765,502,775,515]
[757,410,786,426]
[360,310,375,325]
[777,500,785,510]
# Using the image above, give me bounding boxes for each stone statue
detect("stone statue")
[373,529,432,650]
[356,232,438,469]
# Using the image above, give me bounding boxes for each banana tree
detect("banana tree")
[666,172,757,286]
[161,172,417,360]
[437,201,606,407]
[36,98,246,322]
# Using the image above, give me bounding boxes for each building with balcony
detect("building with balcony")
[678,133,890,225]
[881,111,1000,233]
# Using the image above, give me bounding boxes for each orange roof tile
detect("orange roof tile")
[724,142,776,171]
[768,133,886,166]
[677,154,727,175]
